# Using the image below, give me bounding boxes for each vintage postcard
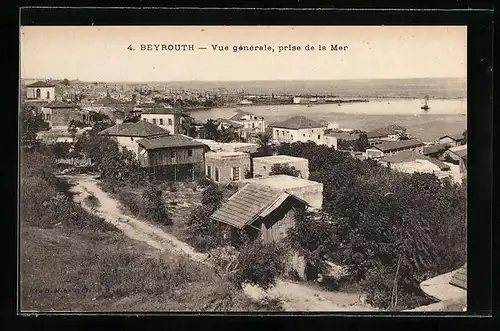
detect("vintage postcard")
[19,25,467,313]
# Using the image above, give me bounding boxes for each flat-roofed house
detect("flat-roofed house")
[210,183,309,278]
[365,139,425,159]
[252,155,310,179]
[269,116,328,145]
[41,101,92,129]
[137,134,206,181]
[98,121,168,158]
[228,109,266,138]
[205,151,251,185]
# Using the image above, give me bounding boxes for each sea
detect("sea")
[188,98,467,142]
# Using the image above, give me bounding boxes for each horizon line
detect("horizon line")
[21,76,466,83]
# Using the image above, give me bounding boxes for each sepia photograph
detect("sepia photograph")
[19,25,467,313]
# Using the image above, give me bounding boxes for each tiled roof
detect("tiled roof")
[449,144,467,159]
[26,81,56,88]
[95,95,123,106]
[210,184,283,229]
[140,108,178,114]
[439,133,465,141]
[269,116,326,130]
[216,118,243,128]
[137,134,206,150]
[449,264,467,290]
[366,124,407,139]
[229,109,253,121]
[325,132,361,141]
[423,144,448,155]
[98,121,167,137]
[46,100,75,108]
[368,139,424,152]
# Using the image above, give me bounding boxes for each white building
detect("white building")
[365,139,425,159]
[25,81,56,102]
[269,116,328,146]
[252,155,310,179]
[228,109,266,133]
[139,107,182,135]
[98,121,168,158]
[205,151,251,185]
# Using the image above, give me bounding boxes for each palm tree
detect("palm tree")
[255,130,273,155]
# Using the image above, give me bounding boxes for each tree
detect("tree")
[53,142,72,159]
[201,183,224,209]
[398,132,410,140]
[62,78,70,86]
[354,133,370,151]
[269,164,301,177]
[181,116,198,138]
[20,103,46,143]
[254,130,273,155]
[461,130,467,145]
[123,115,141,123]
[203,119,219,140]
[142,184,171,225]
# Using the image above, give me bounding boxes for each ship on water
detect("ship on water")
[421,95,430,111]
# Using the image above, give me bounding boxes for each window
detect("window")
[232,167,240,181]
[36,89,41,98]
[170,151,176,159]
[252,123,255,129]
[207,165,212,178]
[303,134,306,137]
[46,91,50,99]
[188,149,193,157]
[152,118,157,124]
[215,168,220,182]
[318,135,321,140]
[159,118,164,125]
[168,118,173,125]
[130,137,134,141]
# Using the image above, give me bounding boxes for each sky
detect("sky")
[20,26,467,82]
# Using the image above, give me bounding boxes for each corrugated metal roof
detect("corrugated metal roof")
[137,134,206,150]
[368,139,424,152]
[269,116,326,130]
[449,264,467,290]
[210,184,283,229]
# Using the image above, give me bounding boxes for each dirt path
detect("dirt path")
[62,174,376,312]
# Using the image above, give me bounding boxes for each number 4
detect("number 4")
[127,44,133,51]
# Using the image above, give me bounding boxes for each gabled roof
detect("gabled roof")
[229,109,253,121]
[98,121,167,137]
[367,139,424,152]
[423,144,449,155]
[448,144,467,159]
[210,184,289,229]
[26,81,56,88]
[216,118,244,128]
[46,100,76,109]
[137,134,206,150]
[269,116,326,130]
[95,95,123,106]
[439,133,465,141]
[366,124,407,139]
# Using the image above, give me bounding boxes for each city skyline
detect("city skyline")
[21,26,467,82]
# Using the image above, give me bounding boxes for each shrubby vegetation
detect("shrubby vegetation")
[280,141,466,309]
[142,184,172,225]
[269,163,301,177]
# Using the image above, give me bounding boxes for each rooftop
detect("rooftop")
[98,121,168,137]
[366,124,407,139]
[26,81,56,88]
[439,133,465,141]
[420,266,467,302]
[211,184,297,229]
[368,139,424,152]
[137,134,205,150]
[216,118,244,128]
[240,174,321,190]
[448,144,467,158]
[423,143,449,155]
[325,132,361,141]
[449,264,467,290]
[139,108,180,115]
[229,109,254,121]
[205,151,249,159]
[253,155,308,164]
[269,116,326,130]
[46,100,76,109]
[95,95,124,106]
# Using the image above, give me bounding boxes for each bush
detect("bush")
[201,183,224,208]
[231,240,287,290]
[117,191,141,216]
[142,184,172,225]
[197,177,213,188]
[84,194,100,209]
[269,163,301,177]
[186,205,225,252]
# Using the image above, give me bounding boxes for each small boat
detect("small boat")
[421,95,430,111]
